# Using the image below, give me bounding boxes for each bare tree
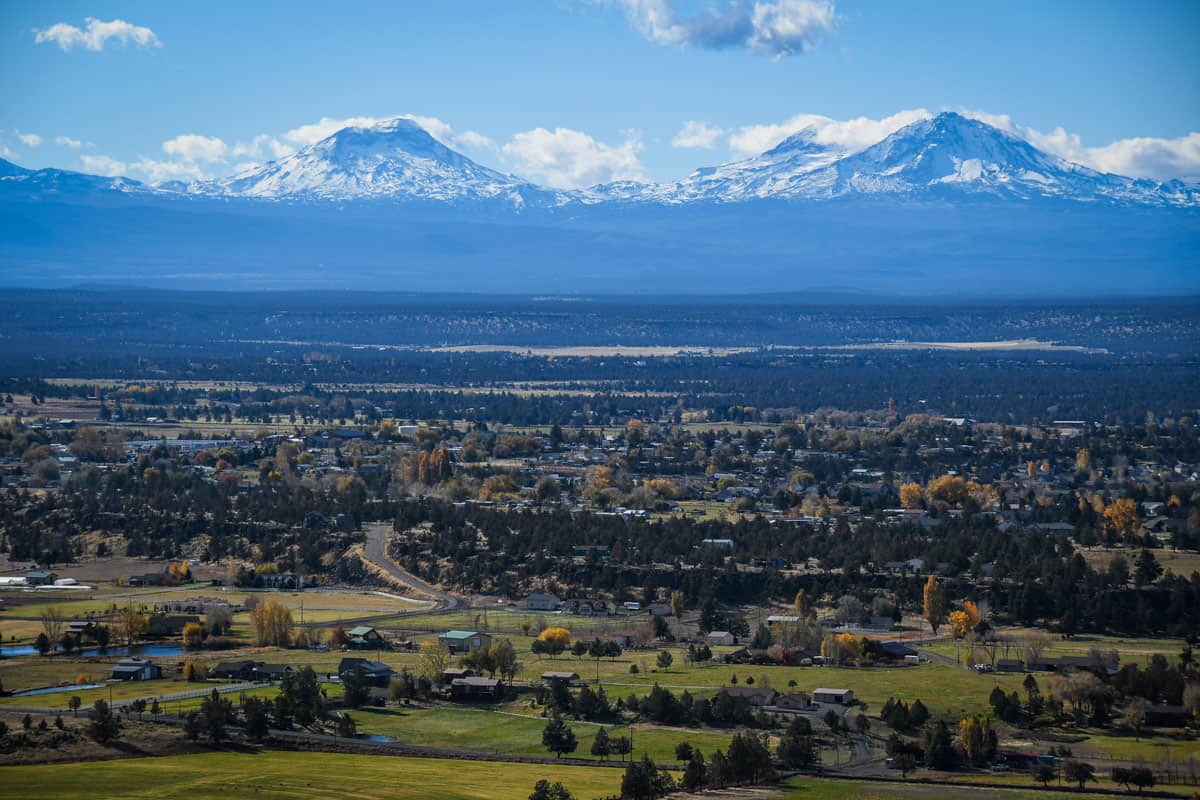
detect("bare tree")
[40,608,64,651]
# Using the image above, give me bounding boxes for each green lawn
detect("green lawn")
[918,629,1188,664]
[352,704,732,763]
[372,608,617,634]
[562,660,1027,720]
[1066,726,1200,761]
[0,750,625,800]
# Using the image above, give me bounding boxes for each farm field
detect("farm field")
[0,584,430,645]
[373,608,613,633]
[917,629,1189,664]
[352,703,734,763]
[0,750,625,800]
[1080,547,1200,579]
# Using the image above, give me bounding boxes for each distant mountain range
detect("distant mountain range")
[1,112,1197,294]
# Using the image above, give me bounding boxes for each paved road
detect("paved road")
[362,522,458,611]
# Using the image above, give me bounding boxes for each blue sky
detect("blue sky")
[2,0,1198,187]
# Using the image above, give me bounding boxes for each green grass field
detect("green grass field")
[918,629,1188,665]
[352,703,732,764]
[0,750,625,800]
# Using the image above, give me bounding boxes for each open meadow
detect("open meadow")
[0,750,626,800]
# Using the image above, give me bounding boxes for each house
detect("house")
[259,573,303,590]
[24,571,57,586]
[450,676,503,701]
[719,685,778,706]
[212,660,258,680]
[646,604,672,617]
[772,692,812,711]
[563,599,610,617]
[996,658,1026,673]
[700,538,735,550]
[442,667,474,684]
[337,657,394,687]
[438,630,492,653]
[541,671,580,686]
[128,572,170,587]
[878,642,918,661]
[1028,654,1118,675]
[525,593,561,611]
[706,631,736,647]
[347,626,386,648]
[766,615,801,625]
[1143,704,1191,728]
[109,657,162,681]
[148,614,200,637]
[813,688,855,705]
[65,620,91,636]
[253,663,292,682]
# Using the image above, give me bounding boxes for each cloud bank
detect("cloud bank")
[501,128,645,189]
[34,18,161,51]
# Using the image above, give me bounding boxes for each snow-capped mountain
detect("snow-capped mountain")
[619,126,850,204]
[2,111,1196,296]
[0,158,148,197]
[795,112,1183,205]
[597,112,1194,206]
[194,117,549,205]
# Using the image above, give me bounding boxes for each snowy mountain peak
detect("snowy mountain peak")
[208,117,544,204]
[761,126,827,158]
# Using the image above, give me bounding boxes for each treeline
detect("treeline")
[391,499,1200,637]
[3,347,1199,425]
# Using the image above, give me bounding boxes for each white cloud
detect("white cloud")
[231,134,295,161]
[82,153,209,183]
[613,0,835,58]
[727,108,929,157]
[1,145,16,160]
[456,129,498,152]
[501,127,645,189]
[672,120,722,149]
[1086,134,1200,182]
[34,17,161,52]
[17,133,43,148]
[80,154,127,176]
[55,135,84,148]
[284,116,386,146]
[162,134,228,163]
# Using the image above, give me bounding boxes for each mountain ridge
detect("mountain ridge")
[3,112,1196,208]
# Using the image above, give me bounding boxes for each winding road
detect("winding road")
[361,522,458,612]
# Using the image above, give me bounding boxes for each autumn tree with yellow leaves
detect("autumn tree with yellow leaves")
[1104,498,1141,540]
[251,600,294,647]
[928,475,968,506]
[899,482,923,509]
[948,611,971,639]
